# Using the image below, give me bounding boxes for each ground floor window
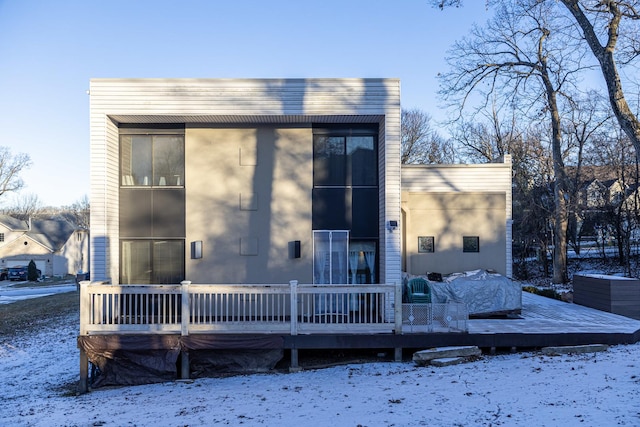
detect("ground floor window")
[313,231,378,285]
[349,241,376,284]
[120,240,185,284]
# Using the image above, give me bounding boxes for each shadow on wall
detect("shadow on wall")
[404,190,507,276]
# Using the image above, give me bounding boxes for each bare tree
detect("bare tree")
[509,124,556,278]
[1,193,43,220]
[452,102,527,163]
[431,0,640,161]
[62,195,90,229]
[439,1,591,283]
[586,122,640,271]
[401,108,455,164]
[564,91,612,254]
[560,0,640,158]
[0,147,31,199]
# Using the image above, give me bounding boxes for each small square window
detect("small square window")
[418,236,434,253]
[463,236,480,253]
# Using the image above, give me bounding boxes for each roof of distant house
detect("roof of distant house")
[0,215,82,252]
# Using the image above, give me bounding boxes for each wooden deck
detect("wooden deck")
[471,291,640,335]
[286,292,640,351]
[78,290,640,392]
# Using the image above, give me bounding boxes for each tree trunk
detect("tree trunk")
[553,182,569,284]
[561,0,640,160]
[543,72,569,284]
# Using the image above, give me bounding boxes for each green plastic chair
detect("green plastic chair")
[406,277,431,304]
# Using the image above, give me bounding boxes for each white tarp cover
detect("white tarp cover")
[412,269,522,316]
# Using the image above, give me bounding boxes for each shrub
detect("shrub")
[27,260,39,281]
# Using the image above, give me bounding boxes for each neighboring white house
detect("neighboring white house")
[582,178,626,208]
[0,215,89,277]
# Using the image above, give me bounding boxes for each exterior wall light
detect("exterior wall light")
[289,240,301,259]
[191,241,203,259]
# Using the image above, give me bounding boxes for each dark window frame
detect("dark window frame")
[120,239,185,284]
[418,236,435,253]
[349,239,378,284]
[120,130,185,188]
[313,126,379,188]
[463,236,480,253]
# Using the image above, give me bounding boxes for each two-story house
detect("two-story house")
[0,215,89,278]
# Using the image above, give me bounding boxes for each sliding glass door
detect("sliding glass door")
[313,230,349,285]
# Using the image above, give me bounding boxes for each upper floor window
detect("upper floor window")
[313,129,377,187]
[0,233,4,242]
[120,134,185,187]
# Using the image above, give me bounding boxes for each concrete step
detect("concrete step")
[541,344,608,356]
[413,346,482,366]
[430,357,468,367]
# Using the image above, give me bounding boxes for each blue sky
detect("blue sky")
[0,0,491,207]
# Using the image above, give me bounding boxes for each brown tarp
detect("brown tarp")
[182,335,285,378]
[181,334,284,350]
[77,335,285,387]
[78,336,181,387]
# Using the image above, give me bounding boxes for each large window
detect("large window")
[313,134,376,186]
[121,134,185,187]
[312,127,379,240]
[121,240,185,284]
[119,127,186,285]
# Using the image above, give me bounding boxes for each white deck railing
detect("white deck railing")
[79,280,469,335]
[79,280,401,336]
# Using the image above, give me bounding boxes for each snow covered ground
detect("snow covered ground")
[1,308,640,426]
[0,282,77,305]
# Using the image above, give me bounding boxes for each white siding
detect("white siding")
[382,98,402,287]
[89,78,402,284]
[90,78,398,119]
[401,161,512,194]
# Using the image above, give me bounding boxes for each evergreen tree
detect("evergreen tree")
[27,260,39,282]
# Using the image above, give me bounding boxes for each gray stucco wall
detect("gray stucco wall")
[185,126,314,284]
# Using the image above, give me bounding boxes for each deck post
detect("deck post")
[180,281,191,336]
[394,282,403,333]
[79,281,91,335]
[181,351,190,379]
[289,280,300,371]
[290,349,300,372]
[78,347,89,394]
[79,280,90,393]
[180,281,191,378]
[289,280,298,336]
[394,282,403,361]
